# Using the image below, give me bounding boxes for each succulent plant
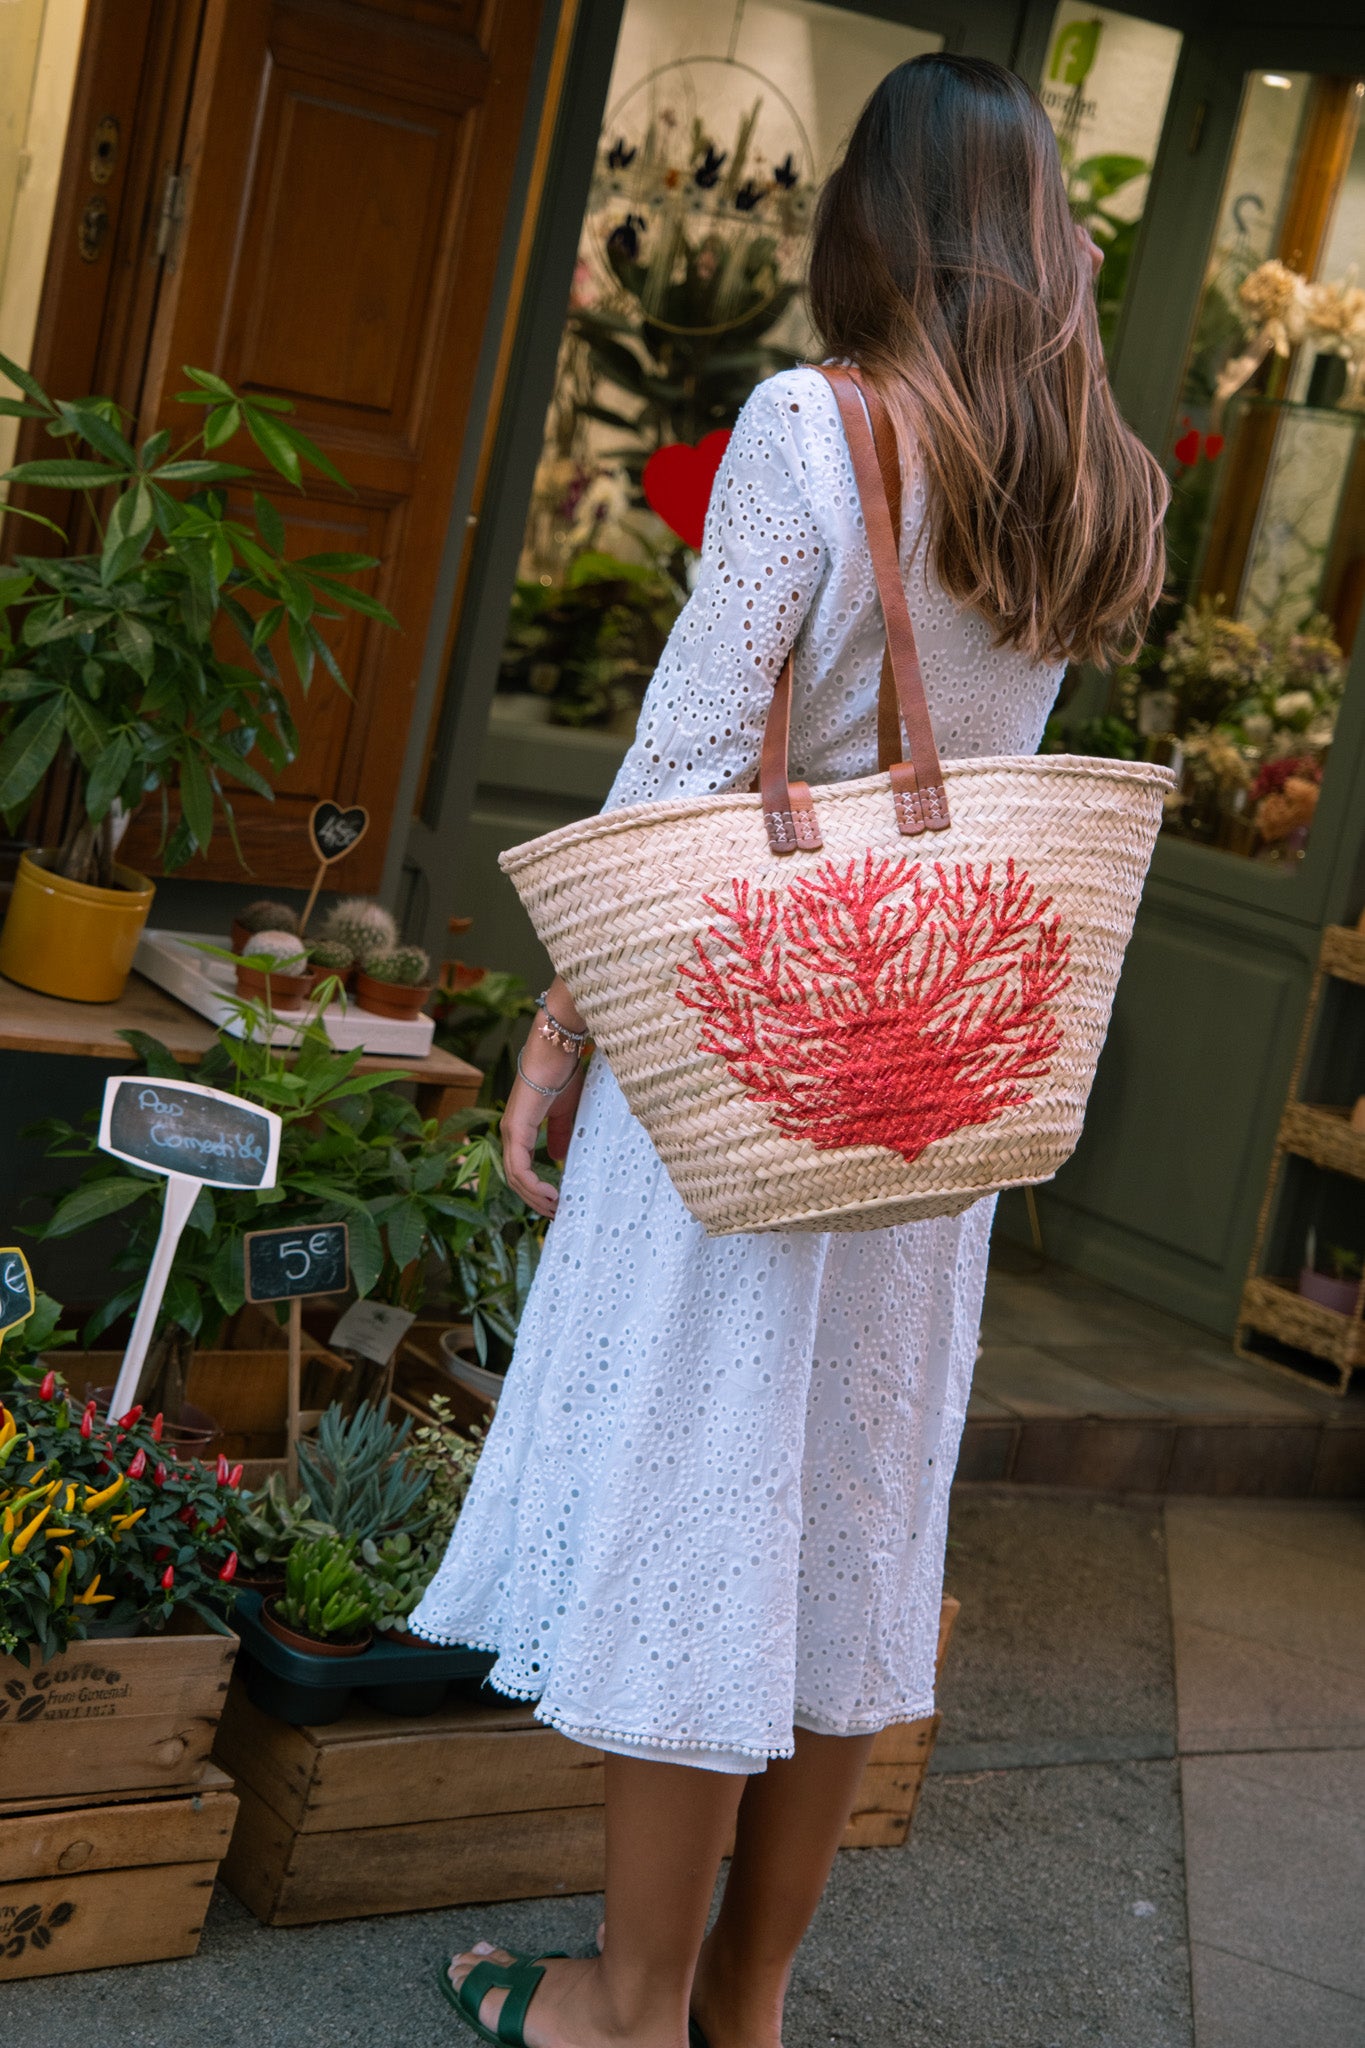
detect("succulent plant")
[361,944,431,988]
[228,1472,331,1576]
[276,1531,374,1642]
[296,1400,432,1542]
[241,928,310,972]
[321,896,399,959]
[307,938,354,972]
[358,1530,436,1633]
[238,899,301,935]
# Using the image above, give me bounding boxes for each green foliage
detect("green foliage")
[406,1394,486,1546]
[295,1401,431,1543]
[0,356,394,888]
[360,944,430,987]
[357,1531,433,1633]
[501,551,677,728]
[276,1531,374,1642]
[1322,1244,1363,1282]
[0,1290,74,1389]
[1040,712,1140,760]
[225,1471,330,1576]
[432,967,535,1102]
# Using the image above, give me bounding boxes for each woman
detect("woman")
[414,52,1166,2048]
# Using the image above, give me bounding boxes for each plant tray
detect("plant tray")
[232,1592,495,1724]
[134,928,435,1055]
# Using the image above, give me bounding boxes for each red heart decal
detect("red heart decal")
[642,430,732,550]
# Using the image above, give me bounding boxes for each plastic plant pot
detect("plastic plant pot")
[1298,1265,1362,1317]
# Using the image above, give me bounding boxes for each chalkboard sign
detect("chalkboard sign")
[99,1077,281,1189]
[0,1248,34,1335]
[308,800,369,864]
[244,1222,350,1303]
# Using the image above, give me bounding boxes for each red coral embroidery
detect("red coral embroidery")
[676,855,1072,1163]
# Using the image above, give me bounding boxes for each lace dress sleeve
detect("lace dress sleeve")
[605,375,827,810]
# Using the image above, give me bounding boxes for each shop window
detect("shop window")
[491,0,941,750]
[1039,4,1182,355]
[1125,73,1365,865]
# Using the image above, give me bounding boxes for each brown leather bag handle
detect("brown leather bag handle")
[758,365,950,853]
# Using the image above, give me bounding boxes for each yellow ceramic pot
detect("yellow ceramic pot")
[0,851,155,1002]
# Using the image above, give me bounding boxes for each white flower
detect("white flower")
[1242,711,1273,743]
[1273,689,1315,724]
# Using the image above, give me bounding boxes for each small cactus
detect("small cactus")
[320,896,398,959]
[308,939,354,971]
[243,929,310,972]
[237,899,300,936]
[361,944,431,988]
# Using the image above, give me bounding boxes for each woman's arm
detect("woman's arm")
[501,975,584,1216]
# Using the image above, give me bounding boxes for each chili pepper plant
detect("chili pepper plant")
[0,1372,241,1662]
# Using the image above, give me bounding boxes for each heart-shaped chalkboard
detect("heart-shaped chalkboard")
[642,430,732,551]
[308,800,370,865]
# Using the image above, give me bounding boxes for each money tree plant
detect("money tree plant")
[0,353,393,887]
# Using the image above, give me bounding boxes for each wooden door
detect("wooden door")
[118,0,545,890]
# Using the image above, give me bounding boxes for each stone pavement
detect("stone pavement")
[7,1482,1361,2048]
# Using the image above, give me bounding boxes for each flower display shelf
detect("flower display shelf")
[231,1591,494,1725]
[1236,923,1365,1395]
[134,928,435,1056]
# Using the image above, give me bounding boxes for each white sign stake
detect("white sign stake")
[99,1076,282,1419]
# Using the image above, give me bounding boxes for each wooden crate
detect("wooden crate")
[0,1627,237,1804]
[218,1596,960,1924]
[216,1687,607,1925]
[0,1765,237,1980]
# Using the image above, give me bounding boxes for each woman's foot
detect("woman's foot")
[445,1942,689,2048]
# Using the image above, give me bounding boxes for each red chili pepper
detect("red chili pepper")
[209,1515,226,1535]
[127,1448,147,1480]
[227,1463,244,1490]
[96,1457,111,1474]
[160,1565,175,1591]
[39,1370,57,1401]
[215,1453,230,1485]
[154,1462,168,1489]
[80,1400,97,1439]
[218,1551,239,1583]
[151,1412,164,1442]
[118,1405,143,1428]
[154,1545,171,1562]
[178,1505,197,1526]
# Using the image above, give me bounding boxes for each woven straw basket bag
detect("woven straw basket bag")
[502,366,1174,1235]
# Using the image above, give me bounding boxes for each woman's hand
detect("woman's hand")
[500,978,588,1218]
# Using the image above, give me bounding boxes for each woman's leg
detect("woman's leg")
[690,1727,878,2048]
[448,1754,746,2048]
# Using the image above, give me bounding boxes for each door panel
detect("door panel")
[118,0,544,890]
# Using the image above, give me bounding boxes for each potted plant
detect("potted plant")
[359,1531,436,1642]
[355,944,434,1019]
[307,937,354,986]
[225,1471,331,1597]
[233,929,316,1012]
[261,1531,375,1657]
[436,1135,548,1405]
[319,896,398,961]
[231,899,302,957]
[0,355,391,1002]
[1299,1243,1363,1317]
[295,1400,432,1539]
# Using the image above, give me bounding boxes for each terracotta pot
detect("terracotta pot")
[261,1598,373,1658]
[1298,1266,1362,1317]
[234,957,315,1013]
[354,969,433,1019]
[0,850,155,1002]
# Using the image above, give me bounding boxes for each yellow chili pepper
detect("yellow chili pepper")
[11,1501,52,1553]
[64,1484,76,1514]
[84,1474,125,1512]
[111,1507,145,1533]
[1,1509,13,1537]
[45,1528,74,1539]
[0,1558,9,1576]
[74,1574,111,1604]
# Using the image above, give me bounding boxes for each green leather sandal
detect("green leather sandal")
[436,1949,567,2046]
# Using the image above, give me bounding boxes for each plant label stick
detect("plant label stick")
[99,1077,282,1418]
[298,799,370,935]
[244,1223,350,1489]
[0,1246,35,1360]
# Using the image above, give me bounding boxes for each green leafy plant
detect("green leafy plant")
[1322,1244,1363,1282]
[442,1136,546,1371]
[360,944,430,987]
[225,1471,330,1579]
[500,551,678,728]
[432,965,536,1101]
[275,1531,374,1643]
[1040,713,1140,760]
[0,1289,74,1390]
[357,1531,434,1634]
[0,356,394,886]
[295,1401,431,1543]
[406,1394,486,1546]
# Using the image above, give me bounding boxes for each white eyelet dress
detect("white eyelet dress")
[410,366,1062,1770]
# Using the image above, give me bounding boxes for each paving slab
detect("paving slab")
[937,1492,1175,1770]
[1189,1942,1365,2048]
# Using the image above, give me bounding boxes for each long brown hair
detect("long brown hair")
[809,54,1166,666]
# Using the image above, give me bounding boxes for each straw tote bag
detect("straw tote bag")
[501,366,1174,1234]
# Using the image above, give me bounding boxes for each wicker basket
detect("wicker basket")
[502,754,1170,1233]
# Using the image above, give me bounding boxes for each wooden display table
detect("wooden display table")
[0,970,480,1123]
